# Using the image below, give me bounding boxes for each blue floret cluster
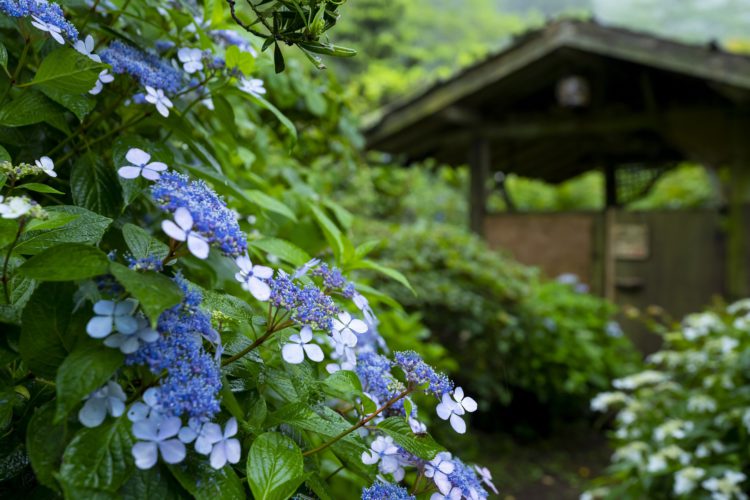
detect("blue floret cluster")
[151,171,248,257]
[127,274,221,422]
[101,40,184,94]
[0,0,78,40]
[361,482,415,500]
[268,271,340,330]
[394,350,454,398]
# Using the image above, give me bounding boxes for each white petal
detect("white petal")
[86,316,113,338]
[94,300,116,315]
[115,315,139,334]
[299,326,313,343]
[128,402,150,422]
[158,417,182,439]
[162,220,186,241]
[361,451,379,465]
[235,255,252,273]
[210,442,227,469]
[435,401,453,421]
[282,344,305,364]
[156,101,169,117]
[177,47,191,63]
[461,396,478,413]
[438,460,455,475]
[224,438,241,464]
[201,423,224,444]
[145,86,157,97]
[349,318,368,334]
[178,426,197,443]
[435,473,453,495]
[253,265,273,279]
[132,419,160,441]
[449,413,466,434]
[248,277,270,301]
[453,387,464,401]
[120,336,140,354]
[303,344,324,362]
[85,35,95,52]
[341,329,358,347]
[159,439,186,464]
[338,311,352,324]
[173,207,193,230]
[118,166,142,179]
[100,72,114,83]
[125,148,150,166]
[132,442,158,469]
[147,161,167,172]
[140,167,161,181]
[50,30,65,44]
[187,233,210,259]
[224,418,238,438]
[78,397,107,427]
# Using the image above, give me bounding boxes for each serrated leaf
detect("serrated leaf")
[55,342,123,422]
[14,205,111,255]
[18,243,110,281]
[121,466,183,500]
[19,282,77,378]
[249,238,311,267]
[29,47,103,93]
[122,223,169,260]
[71,152,122,218]
[247,432,303,500]
[59,416,134,491]
[109,262,182,322]
[25,212,79,232]
[26,401,69,491]
[377,417,444,460]
[168,454,244,500]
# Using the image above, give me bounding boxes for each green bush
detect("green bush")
[587,300,750,499]
[366,221,640,411]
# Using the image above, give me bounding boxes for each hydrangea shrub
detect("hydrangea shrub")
[586,300,750,499]
[0,1,495,498]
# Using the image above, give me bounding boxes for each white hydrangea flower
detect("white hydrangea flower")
[674,467,705,496]
[424,451,455,495]
[30,15,65,44]
[590,391,629,412]
[128,387,163,422]
[238,77,266,97]
[234,255,273,301]
[0,196,33,219]
[131,416,186,469]
[177,47,204,74]
[702,471,747,500]
[361,436,400,476]
[474,464,499,494]
[35,156,56,177]
[654,419,693,441]
[162,207,209,259]
[281,326,324,364]
[207,418,241,469]
[89,69,114,95]
[118,148,167,181]
[75,34,101,62]
[332,311,368,346]
[436,386,477,434]
[144,86,173,117]
[613,370,668,390]
[86,299,139,339]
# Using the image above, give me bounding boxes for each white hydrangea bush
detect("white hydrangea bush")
[585,299,750,499]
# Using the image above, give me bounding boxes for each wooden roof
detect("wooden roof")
[363,20,750,183]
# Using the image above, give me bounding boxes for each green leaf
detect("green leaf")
[14,205,112,255]
[55,342,124,422]
[24,212,80,232]
[377,417,444,460]
[0,42,7,73]
[16,182,65,194]
[322,199,353,230]
[0,90,69,132]
[59,416,134,491]
[168,455,244,500]
[19,282,78,378]
[30,47,103,93]
[26,401,69,491]
[309,204,344,260]
[122,223,169,260]
[121,466,183,500]
[357,259,415,295]
[236,90,296,141]
[320,370,369,407]
[71,152,122,218]
[39,84,96,122]
[18,243,110,281]
[249,238,311,267]
[247,432,304,500]
[246,189,297,222]
[109,262,182,323]
[0,144,10,162]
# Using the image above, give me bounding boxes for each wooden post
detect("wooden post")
[603,165,618,301]
[727,117,750,299]
[469,137,490,235]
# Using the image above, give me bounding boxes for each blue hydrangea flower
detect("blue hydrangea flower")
[435,386,477,434]
[0,0,78,41]
[103,316,159,354]
[444,458,489,499]
[356,352,406,416]
[151,171,247,257]
[361,436,402,479]
[131,416,186,469]
[127,275,221,422]
[393,350,454,398]
[78,381,126,428]
[425,452,456,497]
[100,40,183,94]
[86,299,139,339]
[127,254,164,272]
[361,482,415,500]
[269,271,340,331]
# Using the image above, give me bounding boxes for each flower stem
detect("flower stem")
[301,386,414,457]
[221,317,294,366]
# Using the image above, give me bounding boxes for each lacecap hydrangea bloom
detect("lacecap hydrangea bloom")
[101,40,183,94]
[151,171,247,257]
[268,271,340,330]
[127,274,221,422]
[0,0,78,41]
[361,482,415,500]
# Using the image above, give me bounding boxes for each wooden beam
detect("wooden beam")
[469,137,491,234]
